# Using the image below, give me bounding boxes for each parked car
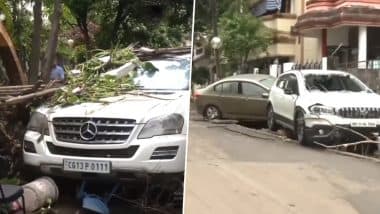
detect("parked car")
[267,69,380,146]
[194,74,276,121]
[23,56,190,180]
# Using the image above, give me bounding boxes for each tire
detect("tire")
[204,105,221,120]
[295,111,312,146]
[267,105,279,131]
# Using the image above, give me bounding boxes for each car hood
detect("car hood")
[40,90,189,123]
[303,91,380,108]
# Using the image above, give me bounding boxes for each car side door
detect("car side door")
[281,74,299,127]
[200,83,224,110]
[271,75,288,117]
[217,81,241,118]
[240,81,268,120]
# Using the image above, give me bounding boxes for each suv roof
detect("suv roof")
[287,69,349,76]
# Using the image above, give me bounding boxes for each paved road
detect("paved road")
[184,118,380,214]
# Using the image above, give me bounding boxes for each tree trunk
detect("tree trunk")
[78,18,91,50]
[41,0,63,82]
[241,52,249,74]
[112,0,128,42]
[29,0,42,83]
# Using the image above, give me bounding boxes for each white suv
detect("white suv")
[268,70,380,146]
[23,56,190,179]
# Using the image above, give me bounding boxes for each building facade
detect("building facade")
[250,0,320,71]
[293,0,380,70]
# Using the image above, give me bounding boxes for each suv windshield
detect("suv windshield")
[134,58,190,90]
[304,74,366,92]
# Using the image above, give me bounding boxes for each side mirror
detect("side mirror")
[284,88,295,95]
[261,92,269,98]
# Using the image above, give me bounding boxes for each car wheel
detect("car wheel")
[204,105,221,120]
[267,105,278,131]
[295,111,312,146]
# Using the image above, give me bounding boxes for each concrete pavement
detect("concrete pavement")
[184,119,380,214]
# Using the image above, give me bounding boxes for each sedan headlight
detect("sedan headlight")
[138,113,184,139]
[27,112,49,135]
[309,105,335,115]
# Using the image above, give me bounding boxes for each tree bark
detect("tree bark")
[30,0,42,83]
[41,0,63,82]
[112,0,127,41]
[77,18,91,50]
[242,51,249,73]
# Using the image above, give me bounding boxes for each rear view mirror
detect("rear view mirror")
[261,92,269,98]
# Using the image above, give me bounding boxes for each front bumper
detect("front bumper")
[304,115,380,145]
[23,131,186,179]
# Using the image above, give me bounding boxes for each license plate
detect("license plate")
[63,159,111,174]
[350,122,377,128]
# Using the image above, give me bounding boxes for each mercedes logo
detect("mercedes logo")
[80,121,98,141]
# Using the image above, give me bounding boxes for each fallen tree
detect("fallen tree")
[0,46,190,177]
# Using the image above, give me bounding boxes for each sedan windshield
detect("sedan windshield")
[304,74,366,92]
[133,57,190,90]
[259,77,276,89]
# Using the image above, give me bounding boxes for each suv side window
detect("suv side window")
[241,82,266,97]
[276,75,287,89]
[286,74,299,94]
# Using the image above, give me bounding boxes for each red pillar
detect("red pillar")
[322,29,328,57]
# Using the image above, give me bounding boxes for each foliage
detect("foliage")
[220,13,272,72]
[194,0,272,74]
[191,66,210,85]
[51,47,159,106]
[0,0,13,30]
[94,0,193,49]
[148,24,185,48]
[0,0,191,82]
[51,48,136,106]
[5,1,34,69]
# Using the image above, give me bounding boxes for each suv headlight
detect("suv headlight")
[138,113,184,139]
[309,105,335,115]
[27,112,49,135]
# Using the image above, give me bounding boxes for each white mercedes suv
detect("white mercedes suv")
[23,56,190,179]
[267,69,380,146]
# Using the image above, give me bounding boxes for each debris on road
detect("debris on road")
[21,177,59,213]
[77,181,121,214]
[0,82,60,177]
[210,119,238,124]
[310,125,379,157]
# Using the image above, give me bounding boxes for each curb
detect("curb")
[224,124,280,141]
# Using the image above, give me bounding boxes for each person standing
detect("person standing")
[50,55,65,82]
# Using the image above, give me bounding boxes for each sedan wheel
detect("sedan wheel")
[205,106,220,120]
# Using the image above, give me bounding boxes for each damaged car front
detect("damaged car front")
[23,56,190,180]
[298,71,380,147]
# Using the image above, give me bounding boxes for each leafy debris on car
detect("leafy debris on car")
[50,48,158,106]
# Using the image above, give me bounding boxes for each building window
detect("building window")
[280,0,292,13]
